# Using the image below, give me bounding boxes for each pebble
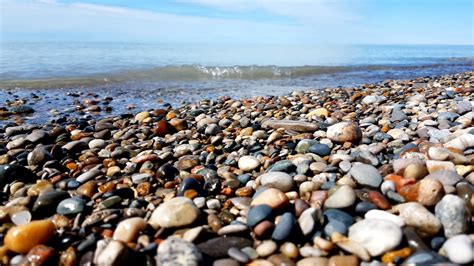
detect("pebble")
[259,171,294,192]
[247,204,273,227]
[397,202,441,237]
[149,197,200,228]
[238,155,260,172]
[4,220,56,253]
[256,240,278,257]
[364,210,404,227]
[326,122,362,143]
[157,236,202,266]
[56,197,85,215]
[441,234,473,264]
[348,219,402,256]
[251,188,290,209]
[349,164,383,188]
[298,207,319,236]
[228,247,250,263]
[435,194,469,237]
[113,217,147,243]
[324,185,356,209]
[272,212,296,241]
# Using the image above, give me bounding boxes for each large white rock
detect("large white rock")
[238,155,260,172]
[348,219,402,256]
[442,234,473,264]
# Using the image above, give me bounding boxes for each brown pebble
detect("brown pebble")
[253,220,275,239]
[368,191,391,210]
[328,255,358,266]
[19,245,55,265]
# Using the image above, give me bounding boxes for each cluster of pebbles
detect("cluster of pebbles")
[0,72,473,266]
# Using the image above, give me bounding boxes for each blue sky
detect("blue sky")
[0,0,473,44]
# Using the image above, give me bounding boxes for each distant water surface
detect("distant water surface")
[0,42,473,124]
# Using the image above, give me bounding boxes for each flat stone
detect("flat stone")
[308,144,331,157]
[435,194,469,237]
[324,185,356,209]
[348,219,402,257]
[259,171,294,192]
[197,237,252,258]
[262,119,319,132]
[157,237,202,266]
[149,197,200,228]
[349,164,382,188]
[424,170,462,186]
[397,202,441,237]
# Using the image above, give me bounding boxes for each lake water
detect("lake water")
[0,42,473,124]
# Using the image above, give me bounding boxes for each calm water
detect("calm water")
[0,42,473,124]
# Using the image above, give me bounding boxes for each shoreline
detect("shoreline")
[0,71,473,265]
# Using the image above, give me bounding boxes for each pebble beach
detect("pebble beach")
[0,71,473,265]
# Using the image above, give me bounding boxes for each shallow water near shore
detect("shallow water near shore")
[1,42,473,125]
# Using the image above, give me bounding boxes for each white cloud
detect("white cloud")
[0,0,363,43]
[180,0,363,22]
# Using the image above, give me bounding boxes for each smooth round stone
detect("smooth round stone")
[435,194,469,238]
[217,224,248,235]
[441,234,473,264]
[259,171,294,192]
[324,185,356,209]
[10,210,32,226]
[424,170,462,186]
[228,247,250,263]
[380,180,396,195]
[33,190,69,216]
[88,139,106,149]
[5,220,56,253]
[157,236,202,265]
[296,139,318,154]
[251,188,290,210]
[355,202,376,215]
[326,122,362,143]
[417,178,444,206]
[348,219,402,257]
[349,164,382,188]
[324,219,348,237]
[113,217,147,243]
[298,207,318,236]
[308,144,331,157]
[324,209,353,228]
[241,247,258,260]
[256,240,277,257]
[247,204,273,228]
[149,197,200,228]
[57,197,85,215]
[397,202,440,237]
[206,199,221,210]
[328,255,359,266]
[280,242,299,259]
[213,259,239,266]
[364,210,405,227]
[296,257,329,266]
[404,251,447,264]
[266,160,296,173]
[237,174,251,184]
[0,164,37,187]
[238,156,260,172]
[403,164,428,180]
[272,212,296,242]
[177,178,203,196]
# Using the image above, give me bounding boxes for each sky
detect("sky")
[0,0,473,45]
